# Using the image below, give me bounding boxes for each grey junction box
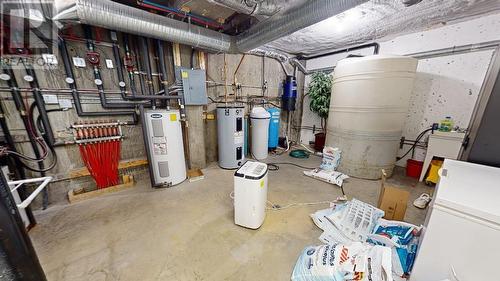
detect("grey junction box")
[178,68,208,105]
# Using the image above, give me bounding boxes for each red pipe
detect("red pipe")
[138,2,223,29]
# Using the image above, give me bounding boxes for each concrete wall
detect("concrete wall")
[205,53,305,164]
[0,24,306,207]
[299,13,500,167]
[0,26,206,206]
[8,13,497,206]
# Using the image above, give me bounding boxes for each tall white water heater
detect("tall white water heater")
[144,109,187,187]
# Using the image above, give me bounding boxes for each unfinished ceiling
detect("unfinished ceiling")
[135,0,500,56]
[173,0,236,21]
[8,0,500,57]
[174,0,306,19]
[264,0,500,56]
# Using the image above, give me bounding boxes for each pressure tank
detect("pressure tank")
[282,75,297,111]
[267,107,281,150]
[250,107,271,160]
[217,106,245,169]
[326,55,418,179]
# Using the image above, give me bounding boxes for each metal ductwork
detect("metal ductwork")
[247,47,289,62]
[234,0,369,52]
[53,0,233,52]
[51,0,368,54]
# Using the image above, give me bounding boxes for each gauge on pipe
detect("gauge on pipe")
[86,51,100,65]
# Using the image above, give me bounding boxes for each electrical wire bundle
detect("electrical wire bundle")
[73,121,122,189]
[0,100,58,173]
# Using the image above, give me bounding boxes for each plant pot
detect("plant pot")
[314,132,326,151]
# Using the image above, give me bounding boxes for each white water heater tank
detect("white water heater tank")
[144,109,187,187]
[326,55,418,179]
[250,107,270,160]
[234,161,268,229]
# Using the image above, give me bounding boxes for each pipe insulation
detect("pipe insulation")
[234,0,369,52]
[53,0,232,52]
[265,0,500,55]
[247,47,290,62]
[51,0,368,54]
[205,0,279,17]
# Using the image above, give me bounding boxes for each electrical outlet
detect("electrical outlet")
[42,54,58,65]
[43,94,58,104]
[105,59,114,69]
[203,113,215,120]
[72,57,86,68]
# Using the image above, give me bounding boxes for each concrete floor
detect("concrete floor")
[30,155,432,281]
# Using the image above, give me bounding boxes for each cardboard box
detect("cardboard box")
[378,170,410,221]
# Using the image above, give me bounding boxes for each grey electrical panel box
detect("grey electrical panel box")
[176,68,208,105]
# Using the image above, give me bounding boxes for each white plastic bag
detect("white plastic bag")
[311,199,385,244]
[367,219,421,278]
[303,169,349,187]
[319,147,342,171]
[291,242,393,281]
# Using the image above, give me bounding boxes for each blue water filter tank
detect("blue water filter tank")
[282,75,297,111]
[267,108,281,149]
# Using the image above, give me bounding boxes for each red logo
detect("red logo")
[339,246,349,264]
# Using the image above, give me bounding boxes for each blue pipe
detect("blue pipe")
[141,0,222,28]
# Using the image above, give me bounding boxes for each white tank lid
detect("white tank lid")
[334,54,418,80]
[250,107,271,119]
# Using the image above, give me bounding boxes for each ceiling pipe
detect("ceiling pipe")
[289,58,308,75]
[246,47,289,62]
[53,0,232,52]
[290,43,380,75]
[140,0,223,29]
[234,0,370,52]
[51,0,369,54]
[205,0,279,18]
[300,42,380,60]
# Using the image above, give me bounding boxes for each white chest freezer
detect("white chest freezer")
[410,159,500,281]
[234,161,268,229]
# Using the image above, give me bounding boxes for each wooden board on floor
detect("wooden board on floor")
[68,181,135,204]
[69,159,148,179]
[187,168,204,182]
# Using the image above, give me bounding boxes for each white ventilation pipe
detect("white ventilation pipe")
[51,0,369,53]
[53,0,233,52]
[235,0,369,52]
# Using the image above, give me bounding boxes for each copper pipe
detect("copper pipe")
[223,54,229,103]
[233,54,246,98]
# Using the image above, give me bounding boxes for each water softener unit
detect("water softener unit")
[267,108,280,150]
[217,106,245,169]
[282,75,297,111]
[250,107,271,160]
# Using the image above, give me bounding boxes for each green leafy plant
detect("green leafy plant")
[308,72,332,129]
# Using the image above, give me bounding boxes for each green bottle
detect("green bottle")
[439,116,454,132]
